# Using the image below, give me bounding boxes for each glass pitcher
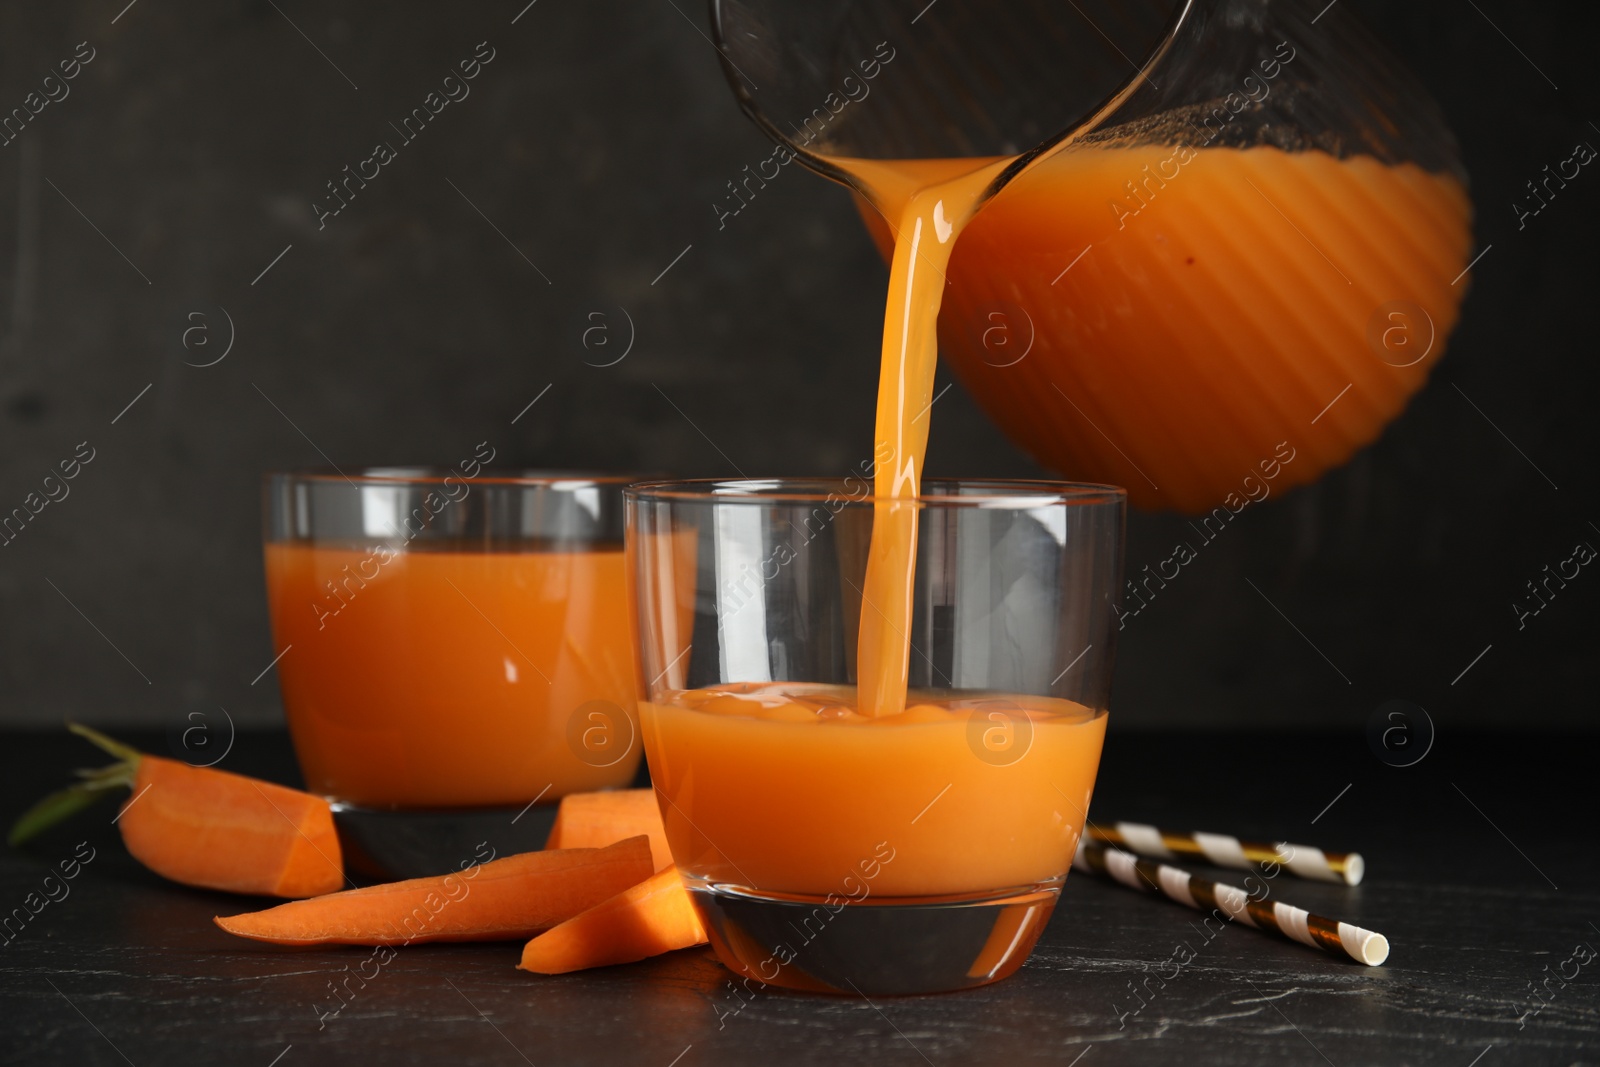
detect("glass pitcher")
[710,0,1473,513]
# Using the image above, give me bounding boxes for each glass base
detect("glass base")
[691,882,1059,995]
[331,802,560,881]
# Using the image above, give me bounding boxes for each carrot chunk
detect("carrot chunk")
[545,788,672,871]
[9,724,344,899]
[216,836,653,946]
[519,865,708,974]
[122,756,344,898]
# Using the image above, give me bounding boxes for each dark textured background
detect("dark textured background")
[0,0,1595,730]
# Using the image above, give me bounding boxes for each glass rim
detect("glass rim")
[624,477,1126,508]
[263,467,646,489]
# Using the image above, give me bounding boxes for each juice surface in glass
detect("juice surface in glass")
[266,542,639,809]
[642,683,1106,898]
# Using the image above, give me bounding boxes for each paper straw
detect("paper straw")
[1087,821,1364,886]
[1074,839,1389,966]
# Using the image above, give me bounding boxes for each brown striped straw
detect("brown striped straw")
[1087,821,1364,886]
[1073,839,1389,966]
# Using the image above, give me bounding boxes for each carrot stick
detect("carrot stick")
[545,788,672,871]
[217,836,654,947]
[519,865,708,974]
[9,724,344,898]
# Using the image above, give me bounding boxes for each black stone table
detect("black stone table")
[1,729,1595,1066]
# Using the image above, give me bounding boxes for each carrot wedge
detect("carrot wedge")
[545,788,672,871]
[519,866,707,974]
[9,724,344,898]
[216,836,653,946]
[122,755,344,898]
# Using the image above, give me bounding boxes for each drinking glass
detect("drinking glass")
[263,468,641,876]
[627,478,1125,994]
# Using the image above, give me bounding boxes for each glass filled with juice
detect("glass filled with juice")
[263,468,642,873]
[627,477,1125,995]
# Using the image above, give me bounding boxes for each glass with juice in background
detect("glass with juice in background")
[263,469,642,876]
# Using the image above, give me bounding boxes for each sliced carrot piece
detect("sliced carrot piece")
[8,724,344,898]
[122,756,344,898]
[216,836,653,946]
[519,865,707,974]
[545,788,672,871]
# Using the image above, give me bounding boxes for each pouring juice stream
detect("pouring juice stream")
[837,156,1015,718]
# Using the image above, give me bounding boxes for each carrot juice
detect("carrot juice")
[642,683,1106,898]
[843,157,1013,719]
[265,542,639,809]
[859,146,1473,512]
